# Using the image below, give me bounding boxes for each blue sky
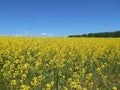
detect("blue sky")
[0,0,120,36]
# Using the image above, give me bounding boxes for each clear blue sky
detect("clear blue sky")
[0,0,120,36]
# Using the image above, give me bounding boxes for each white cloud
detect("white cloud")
[41,33,47,36]
[48,33,53,36]
[41,33,53,36]
[22,31,34,36]
[23,31,30,36]
[14,35,23,36]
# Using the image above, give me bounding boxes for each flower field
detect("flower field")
[0,37,120,90]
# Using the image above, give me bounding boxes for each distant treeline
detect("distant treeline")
[68,30,120,37]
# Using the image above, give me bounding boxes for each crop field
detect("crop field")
[0,37,120,90]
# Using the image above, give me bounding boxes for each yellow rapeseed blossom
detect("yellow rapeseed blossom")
[21,73,27,80]
[10,80,17,86]
[20,84,30,90]
[112,87,117,90]
[0,37,120,90]
[63,86,68,90]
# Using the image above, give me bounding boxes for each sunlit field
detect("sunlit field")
[0,37,120,90]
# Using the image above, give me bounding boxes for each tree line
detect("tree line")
[68,30,120,37]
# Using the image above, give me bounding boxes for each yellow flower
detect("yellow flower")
[10,80,17,86]
[112,87,117,90]
[31,77,38,86]
[21,73,26,80]
[89,82,93,87]
[20,79,23,84]
[20,84,30,90]
[50,81,54,87]
[46,83,51,88]
[86,73,92,80]
[1,36,120,90]
[70,82,77,88]
[63,86,68,90]
[83,88,87,90]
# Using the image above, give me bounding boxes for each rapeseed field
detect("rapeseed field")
[0,37,120,90]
